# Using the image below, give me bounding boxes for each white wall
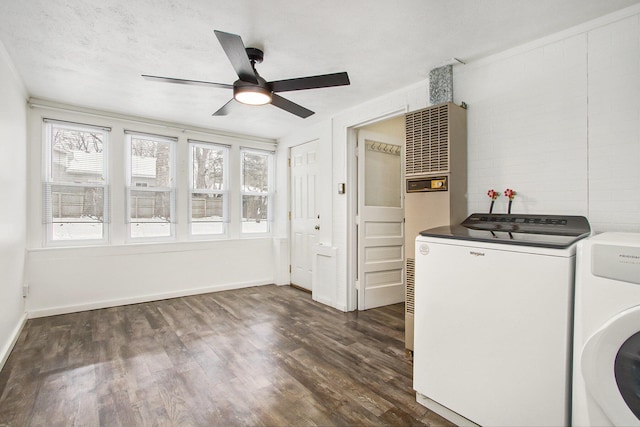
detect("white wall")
[277,4,640,311]
[26,239,276,317]
[587,13,640,232]
[0,41,27,368]
[25,102,280,317]
[455,7,640,232]
[455,35,588,217]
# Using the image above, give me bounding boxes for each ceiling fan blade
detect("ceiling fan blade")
[271,94,314,118]
[142,74,233,89]
[212,99,237,116]
[214,30,258,84]
[269,72,350,93]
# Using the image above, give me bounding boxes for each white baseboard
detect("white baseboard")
[312,294,346,312]
[416,393,478,427]
[333,303,347,312]
[27,280,273,319]
[0,312,28,372]
[312,295,333,306]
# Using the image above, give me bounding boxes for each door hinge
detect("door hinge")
[289,265,292,273]
[355,280,360,290]
[288,211,291,220]
[288,158,291,167]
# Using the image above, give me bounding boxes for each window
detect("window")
[43,120,110,244]
[40,119,279,245]
[126,132,176,239]
[189,141,229,236]
[241,148,274,234]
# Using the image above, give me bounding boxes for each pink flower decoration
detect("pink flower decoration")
[504,188,517,200]
[487,189,500,200]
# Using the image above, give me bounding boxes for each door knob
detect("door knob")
[315,225,320,230]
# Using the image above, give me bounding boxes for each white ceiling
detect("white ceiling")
[1,0,639,140]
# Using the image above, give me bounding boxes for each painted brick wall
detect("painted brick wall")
[455,35,589,217]
[588,14,640,232]
[454,11,640,233]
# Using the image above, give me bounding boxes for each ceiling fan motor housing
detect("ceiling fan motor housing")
[245,47,264,64]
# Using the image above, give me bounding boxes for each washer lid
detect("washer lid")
[582,305,640,426]
[419,213,591,249]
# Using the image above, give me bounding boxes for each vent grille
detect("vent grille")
[405,258,415,314]
[405,103,449,176]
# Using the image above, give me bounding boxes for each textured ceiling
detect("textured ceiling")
[1,0,639,140]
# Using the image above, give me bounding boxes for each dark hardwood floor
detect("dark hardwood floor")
[0,285,453,427]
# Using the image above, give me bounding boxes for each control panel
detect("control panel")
[461,213,591,236]
[406,176,448,193]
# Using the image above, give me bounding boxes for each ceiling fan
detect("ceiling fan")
[142,30,351,118]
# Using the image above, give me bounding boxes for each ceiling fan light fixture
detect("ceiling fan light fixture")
[234,85,272,105]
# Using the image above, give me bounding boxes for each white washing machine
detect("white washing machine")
[413,213,591,427]
[572,232,640,426]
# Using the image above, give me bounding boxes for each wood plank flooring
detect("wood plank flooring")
[0,285,453,427]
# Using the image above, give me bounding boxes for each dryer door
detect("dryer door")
[582,305,640,426]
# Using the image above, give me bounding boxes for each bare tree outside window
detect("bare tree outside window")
[190,144,227,235]
[241,150,272,233]
[53,128,103,155]
[193,146,224,190]
[242,152,269,192]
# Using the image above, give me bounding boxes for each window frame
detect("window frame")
[240,147,274,235]
[188,140,230,239]
[43,120,110,247]
[125,131,177,242]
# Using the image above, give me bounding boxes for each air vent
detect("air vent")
[405,258,415,314]
[405,103,449,176]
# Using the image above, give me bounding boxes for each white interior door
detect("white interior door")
[290,140,319,291]
[357,130,404,310]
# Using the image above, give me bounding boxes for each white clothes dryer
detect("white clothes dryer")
[573,232,640,426]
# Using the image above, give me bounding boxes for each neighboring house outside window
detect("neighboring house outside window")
[240,148,274,234]
[43,120,110,245]
[189,140,229,237]
[125,132,176,240]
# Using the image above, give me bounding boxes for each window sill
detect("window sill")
[28,236,277,257]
